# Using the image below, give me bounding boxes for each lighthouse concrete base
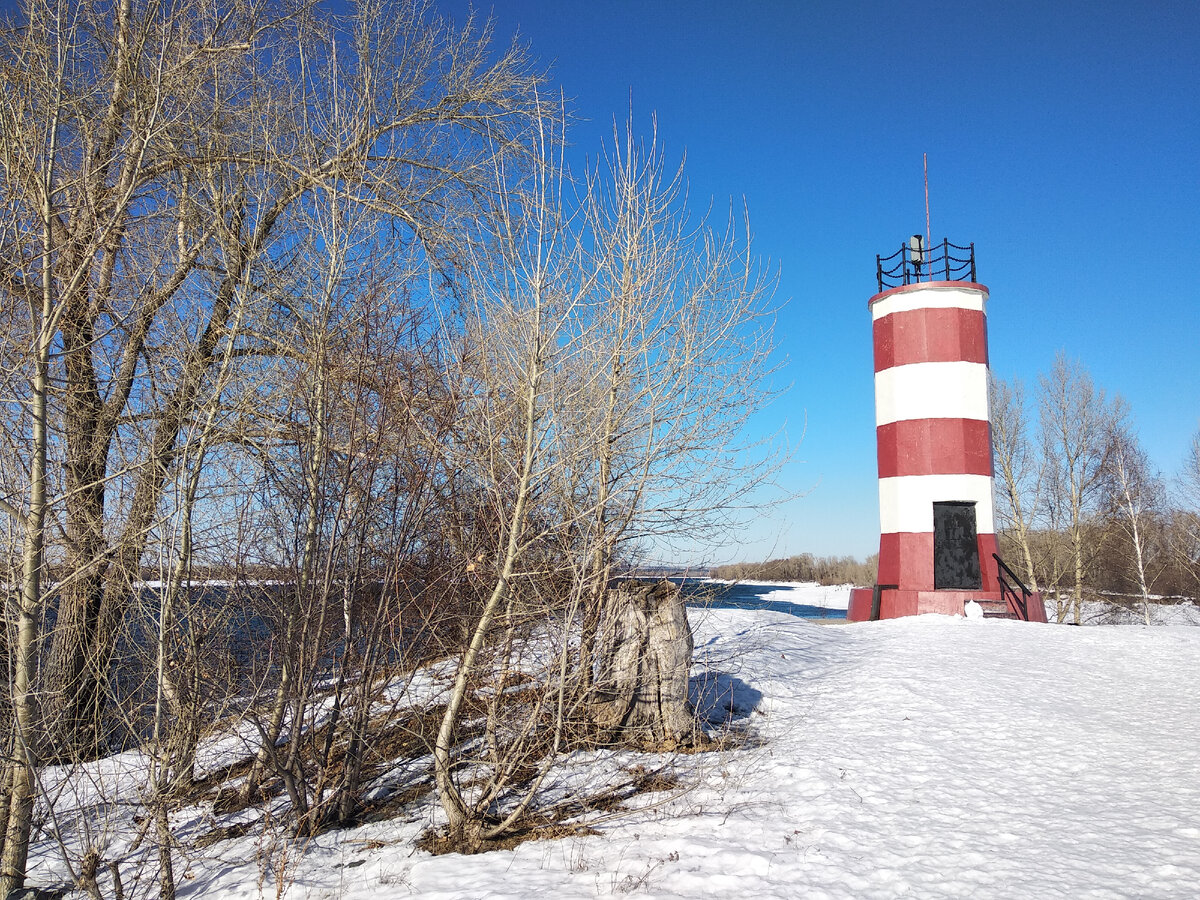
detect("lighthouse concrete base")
[846,587,1047,622]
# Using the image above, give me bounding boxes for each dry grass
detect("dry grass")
[414,758,689,855]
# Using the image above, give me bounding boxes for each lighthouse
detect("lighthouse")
[847,239,1046,622]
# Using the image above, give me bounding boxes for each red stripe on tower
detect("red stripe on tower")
[876,418,993,478]
[873,306,989,370]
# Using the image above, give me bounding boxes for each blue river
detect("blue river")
[673,578,848,619]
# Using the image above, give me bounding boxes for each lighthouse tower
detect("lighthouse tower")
[847,239,1045,622]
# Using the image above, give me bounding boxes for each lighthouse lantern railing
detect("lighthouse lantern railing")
[875,238,976,291]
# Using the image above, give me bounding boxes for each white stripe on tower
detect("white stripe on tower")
[875,362,990,426]
[878,474,996,535]
[870,284,986,320]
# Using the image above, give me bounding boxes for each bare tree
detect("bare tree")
[990,376,1044,591]
[0,0,546,890]
[428,111,781,848]
[0,1,87,887]
[1169,428,1200,593]
[429,99,590,848]
[1184,430,1200,502]
[1105,423,1164,624]
[1038,354,1123,624]
[0,0,544,754]
[568,117,779,686]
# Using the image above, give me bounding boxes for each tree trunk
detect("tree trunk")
[1072,524,1085,626]
[591,580,695,748]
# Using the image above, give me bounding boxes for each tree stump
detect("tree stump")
[590,580,695,748]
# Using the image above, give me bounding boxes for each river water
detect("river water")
[676,579,849,619]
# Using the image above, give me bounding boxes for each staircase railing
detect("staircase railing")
[993,554,1033,621]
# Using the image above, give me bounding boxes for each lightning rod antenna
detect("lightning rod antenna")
[924,153,932,281]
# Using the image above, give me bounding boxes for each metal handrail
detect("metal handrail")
[876,238,976,292]
[993,553,1031,621]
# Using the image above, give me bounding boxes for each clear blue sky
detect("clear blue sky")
[438,0,1200,564]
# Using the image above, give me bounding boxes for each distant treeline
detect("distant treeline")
[711,553,878,587]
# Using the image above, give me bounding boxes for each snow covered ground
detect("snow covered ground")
[24,585,1200,898]
[1056,596,1200,627]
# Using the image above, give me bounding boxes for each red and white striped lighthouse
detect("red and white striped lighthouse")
[847,240,1045,621]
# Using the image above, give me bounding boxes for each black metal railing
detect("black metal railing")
[876,238,976,292]
[993,553,1032,621]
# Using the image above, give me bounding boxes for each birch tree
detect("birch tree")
[1104,424,1163,624]
[990,376,1043,591]
[1038,354,1122,624]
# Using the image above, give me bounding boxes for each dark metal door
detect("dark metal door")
[933,501,981,590]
